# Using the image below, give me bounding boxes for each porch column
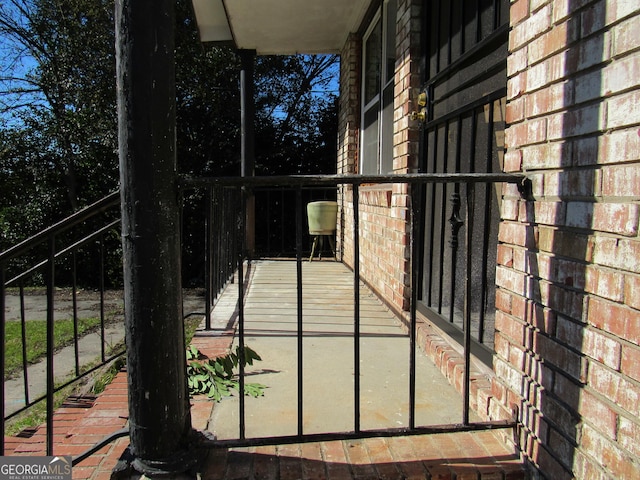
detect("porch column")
[240,49,256,257]
[115,0,193,475]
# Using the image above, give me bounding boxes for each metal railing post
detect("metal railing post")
[99,236,106,363]
[409,183,423,430]
[462,183,475,425]
[46,236,55,455]
[205,187,213,330]
[296,186,304,436]
[238,187,247,440]
[72,252,80,376]
[0,265,5,455]
[353,183,361,433]
[19,285,29,405]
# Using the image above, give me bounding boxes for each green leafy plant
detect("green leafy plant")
[186,344,266,401]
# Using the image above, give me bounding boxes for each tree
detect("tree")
[173,6,339,178]
[0,0,118,213]
[254,54,338,175]
[0,0,339,266]
[174,1,243,177]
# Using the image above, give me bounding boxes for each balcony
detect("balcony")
[2,174,528,478]
[4,260,524,478]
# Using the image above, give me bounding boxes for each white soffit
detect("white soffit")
[191,0,232,43]
[192,0,370,54]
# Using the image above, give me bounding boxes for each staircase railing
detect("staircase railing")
[1,192,122,454]
[1,187,246,455]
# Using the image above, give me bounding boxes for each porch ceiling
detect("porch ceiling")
[191,0,370,54]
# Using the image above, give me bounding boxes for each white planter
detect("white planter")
[307,201,338,235]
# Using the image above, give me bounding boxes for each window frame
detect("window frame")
[359,0,396,175]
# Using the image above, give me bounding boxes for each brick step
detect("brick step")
[201,431,527,480]
[5,371,130,459]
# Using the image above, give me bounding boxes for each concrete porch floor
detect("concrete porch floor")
[209,260,474,438]
[5,260,527,479]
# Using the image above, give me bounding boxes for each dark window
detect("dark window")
[361,0,397,175]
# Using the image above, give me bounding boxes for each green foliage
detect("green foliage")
[0,0,119,268]
[91,356,126,395]
[0,0,119,212]
[253,55,338,175]
[186,344,265,402]
[1,0,339,284]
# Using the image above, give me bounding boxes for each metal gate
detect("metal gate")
[417,0,510,365]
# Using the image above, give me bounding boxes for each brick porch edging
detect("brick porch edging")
[4,322,234,480]
[3,369,216,480]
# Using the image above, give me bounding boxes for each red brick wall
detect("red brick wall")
[337,34,360,178]
[336,32,354,270]
[497,1,640,478]
[337,0,421,314]
[337,34,359,265]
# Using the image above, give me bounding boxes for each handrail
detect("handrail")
[1,191,122,457]
[2,172,531,459]
[2,185,242,457]
[179,172,528,188]
[178,172,527,449]
[0,191,119,264]
[5,220,121,287]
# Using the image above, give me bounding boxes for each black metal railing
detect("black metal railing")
[180,172,530,447]
[2,172,530,458]
[200,186,244,330]
[0,187,244,456]
[0,192,122,455]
